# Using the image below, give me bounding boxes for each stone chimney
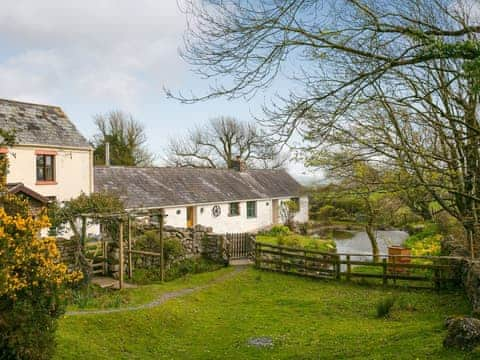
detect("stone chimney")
[231,155,247,172]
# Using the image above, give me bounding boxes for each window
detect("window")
[247,201,257,218]
[229,202,240,216]
[36,154,55,182]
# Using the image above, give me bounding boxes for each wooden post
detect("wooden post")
[335,255,341,280]
[119,220,124,290]
[434,261,441,292]
[104,240,108,275]
[303,250,307,275]
[392,256,397,286]
[127,216,133,280]
[278,246,283,273]
[159,211,165,282]
[346,255,351,281]
[255,242,260,268]
[382,258,387,286]
[80,216,87,250]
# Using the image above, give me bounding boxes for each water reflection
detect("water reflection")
[333,230,409,263]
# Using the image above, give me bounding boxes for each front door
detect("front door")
[187,206,195,228]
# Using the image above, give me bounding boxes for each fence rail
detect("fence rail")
[254,241,462,289]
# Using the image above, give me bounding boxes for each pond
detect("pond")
[333,230,409,262]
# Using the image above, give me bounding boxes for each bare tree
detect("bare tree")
[92,111,155,166]
[172,0,480,257]
[166,116,287,169]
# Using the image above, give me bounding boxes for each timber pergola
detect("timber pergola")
[79,208,167,289]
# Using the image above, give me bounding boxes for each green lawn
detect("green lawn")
[256,234,336,252]
[67,267,234,311]
[56,267,474,359]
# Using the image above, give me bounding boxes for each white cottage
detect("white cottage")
[94,164,308,233]
[0,99,94,203]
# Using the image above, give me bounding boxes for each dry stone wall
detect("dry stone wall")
[442,236,480,315]
[162,224,227,260]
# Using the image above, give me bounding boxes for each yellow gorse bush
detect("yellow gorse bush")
[410,234,442,257]
[0,207,82,299]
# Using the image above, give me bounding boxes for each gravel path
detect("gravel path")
[66,266,247,316]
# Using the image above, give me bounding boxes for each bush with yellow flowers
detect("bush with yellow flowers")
[0,193,82,360]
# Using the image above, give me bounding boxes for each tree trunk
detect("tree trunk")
[366,221,379,263]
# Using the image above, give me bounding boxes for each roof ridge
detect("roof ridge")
[94,165,284,171]
[0,98,61,109]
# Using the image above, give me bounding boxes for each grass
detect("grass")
[67,267,233,311]
[56,267,475,359]
[256,234,336,252]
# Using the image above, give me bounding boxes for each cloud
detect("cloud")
[0,1,188,107]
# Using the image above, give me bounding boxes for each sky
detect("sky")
[0,1,323,183]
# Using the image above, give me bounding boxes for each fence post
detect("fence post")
[346,255,351,281]
[279,246,283,272]
[392,256,397,286]
[127,216,133,280]
[434,260,441,292]
[304,250,307,275]
[335,255,341,280]
[80,216,87,250]
[382,258,387,286]
[103,240,108,275]
[119,219,124,290]
[159,211,165,283]
[255,241,259,268]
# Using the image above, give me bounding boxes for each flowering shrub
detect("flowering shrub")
[0,196,82,359]
[404,223,442,256]
[408,234,442,257]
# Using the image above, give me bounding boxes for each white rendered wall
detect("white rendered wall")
[294,195,309,223]
[163,206,188,228]
[162,196,309,234]
[278,195,309,224]
[161,198,291,233]
[5,145,93,201]
[193,199,273,233]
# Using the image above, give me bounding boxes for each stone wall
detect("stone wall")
[56,237,77,268]
[162,224,227,261]
[442,235,480,314]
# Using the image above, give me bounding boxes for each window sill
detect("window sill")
[247,216,257,219]
[36,181,57,185]
[228,214,240,217]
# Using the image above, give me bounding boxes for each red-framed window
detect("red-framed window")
[35,150,57,183]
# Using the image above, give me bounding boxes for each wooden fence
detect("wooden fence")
[254,241,463,289]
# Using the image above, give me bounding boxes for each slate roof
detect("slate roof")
[7,183,50,204]
[94,166,303,208]
[0,99,90,148]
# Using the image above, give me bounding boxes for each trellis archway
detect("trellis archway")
[79,209,166,289]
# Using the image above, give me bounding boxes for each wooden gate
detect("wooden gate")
[226,233,254,260]
[85,240,108,276]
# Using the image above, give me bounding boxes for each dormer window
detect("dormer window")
[36,151,56,183]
